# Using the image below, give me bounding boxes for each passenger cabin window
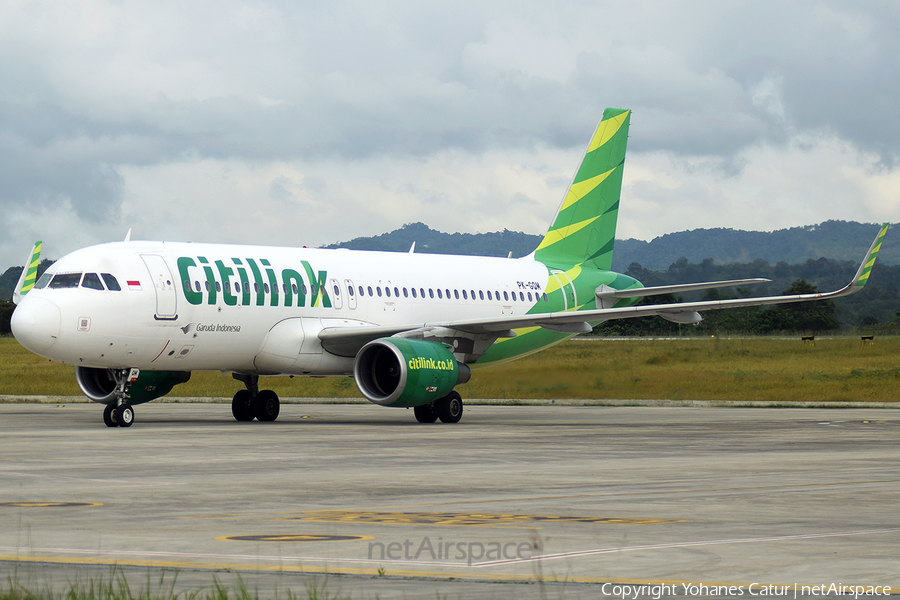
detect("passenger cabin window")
[81,273,104,290]
[49,273,82,288]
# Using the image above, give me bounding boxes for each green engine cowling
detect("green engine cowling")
[353,338,471,407]
[75,366,191,405]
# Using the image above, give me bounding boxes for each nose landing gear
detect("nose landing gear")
[102,368,138,427]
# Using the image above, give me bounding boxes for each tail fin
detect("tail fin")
[533,108,630,271]
[13,241,42,305]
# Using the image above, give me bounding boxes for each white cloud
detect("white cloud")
[2,0,900,269]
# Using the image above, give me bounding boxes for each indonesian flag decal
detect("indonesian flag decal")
[127,280,142,290]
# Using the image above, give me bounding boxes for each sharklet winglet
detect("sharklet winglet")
[13,241,42,305]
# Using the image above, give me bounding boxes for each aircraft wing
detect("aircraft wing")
[319,223,888,356]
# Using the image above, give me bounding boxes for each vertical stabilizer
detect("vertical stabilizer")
[13,241,42,304]
[533,108,630,271]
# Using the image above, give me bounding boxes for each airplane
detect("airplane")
[10,108,889,428]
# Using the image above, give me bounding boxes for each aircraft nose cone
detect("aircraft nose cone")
[11,296,61,355]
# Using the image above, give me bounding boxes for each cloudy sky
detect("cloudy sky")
[2,0,899,268]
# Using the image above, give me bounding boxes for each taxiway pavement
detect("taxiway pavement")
[0,402,897,598]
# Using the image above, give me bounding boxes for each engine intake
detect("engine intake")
[354,338,470,407]
[75,366,191,405]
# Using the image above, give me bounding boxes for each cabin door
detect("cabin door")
[141,255,178,320]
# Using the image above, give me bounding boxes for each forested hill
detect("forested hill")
[326,220,899,271]
[322,222,539,258]
[614,220,898,271]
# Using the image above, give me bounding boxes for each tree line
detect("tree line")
[595,257,900,336]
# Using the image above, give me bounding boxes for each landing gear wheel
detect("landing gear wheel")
[116,404,134,428]
[437,391,463,424]
[254,390,280,422]
[232,389,255,421]
[414,403,439,423]
[103,403,118,427]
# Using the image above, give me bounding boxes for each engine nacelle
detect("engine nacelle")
[75,367,191,405]
[353,338,470,407]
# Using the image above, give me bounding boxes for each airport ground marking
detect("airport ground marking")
[217,534,373,543]
[360,477,900,510]
[0,502,102,508]
[283,511,680,527]
[475,526,900,567]
[0,544,893,590]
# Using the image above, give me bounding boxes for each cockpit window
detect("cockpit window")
[34,273,52,289]
[48,273,82,288]
[81,273,104,290]
[101,273,121,291]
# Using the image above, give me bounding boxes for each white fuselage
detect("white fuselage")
[12,241,557,376]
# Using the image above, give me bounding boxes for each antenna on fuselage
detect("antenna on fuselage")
[409,242,416,254]
[123,228,132,242]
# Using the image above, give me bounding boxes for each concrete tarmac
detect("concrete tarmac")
[0,402,898,599]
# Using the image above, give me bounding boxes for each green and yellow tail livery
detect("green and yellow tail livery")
[534,108,630,271]
[13,241,42,305]
[851,223,889,289]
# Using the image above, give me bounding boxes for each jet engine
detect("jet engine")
[75,366,191,405]
[353,338,470,407]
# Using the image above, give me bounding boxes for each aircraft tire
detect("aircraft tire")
[117,404,134,428]
[414,403,439,423]
[437,391,463,424]
[103,403,118,427]
[232,390,255,422]
[254,390,280,422]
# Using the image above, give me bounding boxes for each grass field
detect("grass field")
[1,335,898,403]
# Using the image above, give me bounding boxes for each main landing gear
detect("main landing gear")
[232,374,280,422]
[414,391,463,424]
[102,368,138,428]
